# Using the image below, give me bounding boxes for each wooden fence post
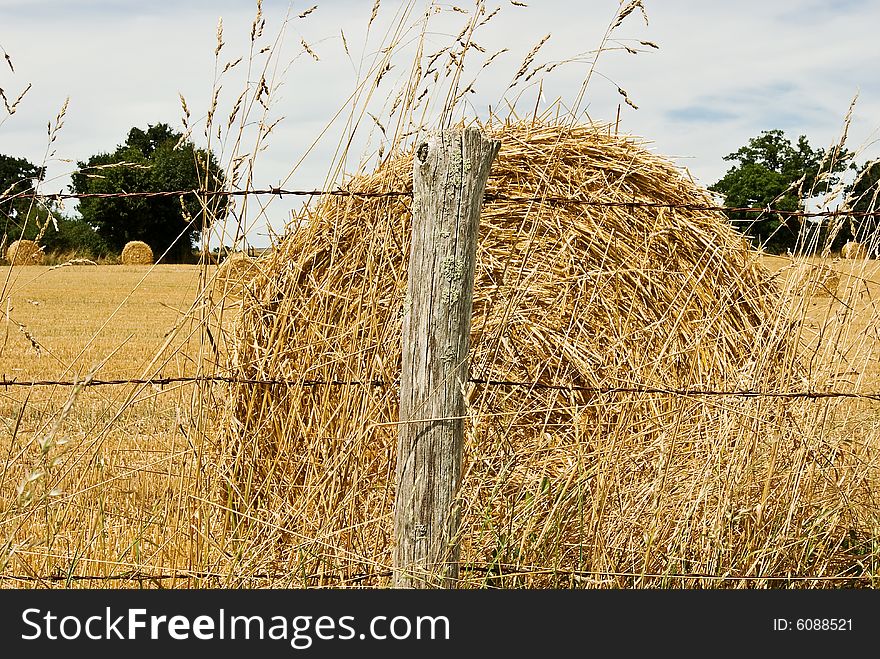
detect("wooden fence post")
[393,127,500,588]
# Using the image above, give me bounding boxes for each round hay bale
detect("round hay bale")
[215,252,260,299]
[6,239,44,265]
[787,262,839,298]
[121,240,154,265]
[841,241,868,259]
[220,121,805,585]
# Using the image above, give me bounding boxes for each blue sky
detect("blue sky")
[1,0,878,247]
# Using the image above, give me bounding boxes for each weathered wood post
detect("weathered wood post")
[393,127,500,588]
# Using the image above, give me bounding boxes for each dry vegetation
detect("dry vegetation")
[214,253,260,300]
[0,251,878,589]
[218,120,880,588]
[6,240,44,266]
[0,265,225,587]
[1,0,879,589]
[121,241,154,265]
[0,265,202,382]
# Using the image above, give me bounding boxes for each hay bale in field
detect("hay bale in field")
[6,239,44,265]
[215,252,260,298]
[121,240,154,265]
[841,241,868,259]
[219,120,807,586]
[788,262,840,298]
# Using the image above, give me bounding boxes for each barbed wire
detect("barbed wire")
[0,565,869,584]
[1,188,410,202]
[3,372,880,402]
[3,186,879,218]
[0,375,384,388]
[484,195,880,219]
[0,570,386,584]
[466,378,880,401]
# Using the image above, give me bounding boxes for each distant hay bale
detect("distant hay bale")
[121,241,154,265]
[841,241,868,259]
[6,240,44,265]
[788,262,840,297]
[215,252,260,298]
[218,120,827,586]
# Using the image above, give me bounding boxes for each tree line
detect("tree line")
[0,123,227,263]
[708,129,879,255]
[1,123,879,262]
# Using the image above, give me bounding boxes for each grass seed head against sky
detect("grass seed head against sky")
[1,0,878,248]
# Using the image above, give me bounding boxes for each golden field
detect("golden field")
[0,257,878,588]
[0,264,231,587]
[0,264,205,383]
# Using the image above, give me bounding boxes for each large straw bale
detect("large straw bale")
[121,240,154,265]
[215,252,259,298]
[787,262,840,298]
[841,241,868,259]
[218,120,820,586]
[6,239,44,265]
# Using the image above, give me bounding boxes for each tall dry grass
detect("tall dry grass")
[0,0,878,590]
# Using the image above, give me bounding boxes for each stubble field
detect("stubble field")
[0,255,879,587]
[0,264,228,587]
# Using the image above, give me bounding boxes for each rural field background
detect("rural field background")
[0,250,877,588]
[0,264,226,587]
[2,1,880,590]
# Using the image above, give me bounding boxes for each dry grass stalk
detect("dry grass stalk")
[7,239,44,265]
[121,241,154,265]
[210,118,879,588]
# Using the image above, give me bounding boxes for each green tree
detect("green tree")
[40,216,110,257]
[709,130,851,254]
[71,123,228,262]
[837,160,880,251]
[0,153,46,241]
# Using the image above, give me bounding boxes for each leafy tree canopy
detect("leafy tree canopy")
[847,161,880,212]
[0,154,44,204]
[842,160,880,243]
[813,161,880,253]
[709,129,851,254]
[71,123,228,262]
[0,153,46,238]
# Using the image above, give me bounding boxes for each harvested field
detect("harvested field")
[0,248,877,590]
[0,265,203,383]
[0,264,236,588]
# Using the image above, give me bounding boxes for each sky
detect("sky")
[1,0,878,248]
